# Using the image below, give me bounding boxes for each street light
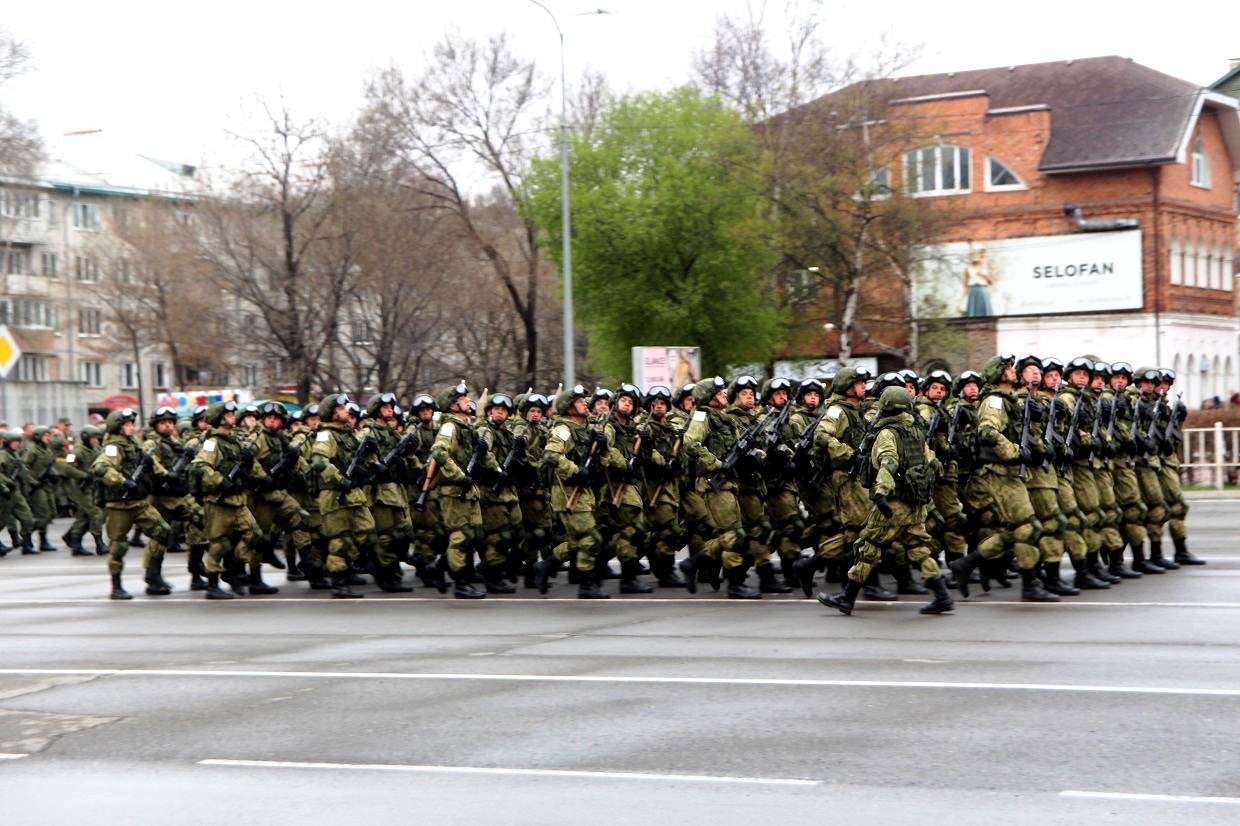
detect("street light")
[527,1,611,387]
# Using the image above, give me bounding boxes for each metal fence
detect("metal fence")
[1179,425,1240,489]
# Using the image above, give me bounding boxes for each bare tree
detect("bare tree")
[356,30,557,388]
[0,27,42,180]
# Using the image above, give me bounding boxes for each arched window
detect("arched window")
[1213,355,1222,400]
[1169,236,1182,285]
[904,144,971,196]
[1212,242,1224,290]
[1199,239,1209,288]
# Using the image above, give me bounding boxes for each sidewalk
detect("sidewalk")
[1183,488,1240,499]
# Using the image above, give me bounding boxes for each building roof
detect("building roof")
[788,56,1240,174]
[35,132,199,197]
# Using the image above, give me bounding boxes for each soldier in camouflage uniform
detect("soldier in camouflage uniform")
[1129,367,1174,571]
[247,401,314,594]
[141,406,205,594]
[512,393,553,589]
[92,408,173,600]
[1154,369,1203,566]
[758,377,801,593]
[0,430,36,556]
[23,426,60,551]
[309,393,377,599]
[360,394,417,593]
[60,425,105,556]
[598,384,658,594]
[818,386,954,616]
[1086,364,1127,584]
[635,385,688,588]
[784,379,837,594]
[1103,363,1152,577]
[406,396,445,587]
[1057,358,1118,588]
[478,393,524,594]
[950,355,1057,602]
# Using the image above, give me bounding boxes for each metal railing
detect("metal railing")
[1179,425,1240,489]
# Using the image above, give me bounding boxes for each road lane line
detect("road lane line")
[197,758,819,785]
[1061,790,1240,805]
[2,598,1240,608]
[2,668,1239,697]
[0,753,28,760]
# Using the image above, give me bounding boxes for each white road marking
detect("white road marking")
[0,753,28,760]
[1061,790,1240,805]
[0,668,1238,697]
[2,598,1240,608]
[197,758,819,785]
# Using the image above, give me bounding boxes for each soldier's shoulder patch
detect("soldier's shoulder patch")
[692,410,707,422]
[440,422,456,439]
[65,453,76,463]
[988,396,1004,410]
[555,425,571,442]
[104,444,119,457]
[202,439,217,453]
[827,406,842,420]
[315,431,330,443]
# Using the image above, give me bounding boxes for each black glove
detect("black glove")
[592,430,609,451]
[336,477,353,493]
[371,461,391,483]
[458,475,474,489]
[492,469,510,487]
[218,476,236,494]
[475,434,489,451]
[1017,447,1034,466]
[872,492,893,518]
[164,470,181,486]
[626,456,639,477]
[239,445,255,463]
[567,468,592,487]
[254,474,275,491]
[122,478,139,496]
[513,436,528,453]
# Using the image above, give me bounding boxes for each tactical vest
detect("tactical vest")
[878,418,936,504]
[975,391,1021,466]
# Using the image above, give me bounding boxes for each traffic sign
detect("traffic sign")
[0,325,22,379]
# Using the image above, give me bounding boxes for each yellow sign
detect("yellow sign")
[0,325,21,379]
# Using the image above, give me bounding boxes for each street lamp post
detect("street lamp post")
[528,2,608,388]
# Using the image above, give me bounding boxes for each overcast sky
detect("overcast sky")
[4,0,1237,169]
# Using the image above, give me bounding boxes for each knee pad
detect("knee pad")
[531,527,547,541]
[1135,500,1149,521]
[734,526,747,542]
[976,505,999,527]
[1053,511,1069,535]
[1015,517,1043,547]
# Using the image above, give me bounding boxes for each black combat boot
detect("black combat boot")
[484,563,516,594]
[376,563,414,593]
[1072,556,1110,590]
[0,536,7,558]
[165,532,187,554]
[1109,543,1143,579]
[781,556,802,592]
[247,564,279,595]
[949,551,984,598]
[38,530,57,551]
[522,559,538,589]
[9,528,22,550]
[1148,539,1179,570]
[1173,537,1205,565]
[755,562,792,594]
[129,529,145,547]
[793,553,824,598]
[110,572,133,601]
[619,559,654,594]
[143,557,172,596]
[1020,566,1059,602]
[576,569,611,599]
[861,568,897,601]
[1131,542,1165,575]
[204,573,234,600]
[20,533,37,554]
[68,533,93,556]
[817,579,862,615]
[654,554,686,588]
[1089,550,1121,584]
[534,550,561,595]
[678,552,704,594]
[1041,560,1080,596]
[330,571,364,599]
[93,533,109,556]
[893,561,929,595]
[725,565,761,600]
[189,549,208,591]
[261,542,286,570]
[943,552,962,589]
[285,545,306,581]
[452,567,486,600]
[222,558,248,595]
[920,576,955,615]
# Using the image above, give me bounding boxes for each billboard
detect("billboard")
[632,347,701,391]
[914,230,1143,319]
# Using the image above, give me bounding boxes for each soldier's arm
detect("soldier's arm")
[430,421,467,482]
[311,432,343,485]
[815,406,855,465]
[540,423,582,480]
[191,438,227,491]
[681,412,722,474]
[977,397,1020,461]
[600,422,627,469]
[91,444,127,487]
[870,429,900,497]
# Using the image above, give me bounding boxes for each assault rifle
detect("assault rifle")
[1161,392,1184,459]
[567,408,613,510]
[122,449,155,501]
[160,442,198,493]
[1105,393,1119,468]
[708,406,780,492]
[846,411,882,480]
[1017,382,1038,482]
[215,432,262,503]
[776,405,829,489]
[335,432,377,503]
[494,420,535,494]
[1128,396,1147,465]
[1090,392,1105,467]
[759,402,794,480]
[1043,394,1060,469]
[610,422,649,508]
[1060,390,1087,473]
[945,402,965,461]
[459,431,490,501]
[33,458,57,489]
[412,457,437,512]
[649,421,687,508]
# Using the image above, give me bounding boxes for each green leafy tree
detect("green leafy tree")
[523,87,783,381]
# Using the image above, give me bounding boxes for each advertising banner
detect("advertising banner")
[631,347,701,391]
[914,230,1143,318]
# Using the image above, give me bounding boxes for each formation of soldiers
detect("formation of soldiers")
[0,355,1204,614]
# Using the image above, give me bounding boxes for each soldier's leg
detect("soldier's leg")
[104,505,136,576]
[1135,464,1170,570]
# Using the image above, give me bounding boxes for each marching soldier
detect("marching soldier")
[361,394,417,593]
[141,406,204,595]
[0,430,36,556]
[60,425,105,556]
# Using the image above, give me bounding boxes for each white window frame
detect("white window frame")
[121,362,140,390]
[983,156,1026,192]
[75,256,100,283]
[905,144,972,197]
[4,248,29,275]
[1169,235,1182,285]
[73,202,100,230]
[78,308,102,337]
[41,251,58,278]
[15,354,49,382]
[1190,140,1211,188]
[152,362,167,389]
[80,361,103,387]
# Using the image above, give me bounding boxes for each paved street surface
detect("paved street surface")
[1,497,1238,824]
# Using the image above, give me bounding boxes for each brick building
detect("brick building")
[783,56,1239,408]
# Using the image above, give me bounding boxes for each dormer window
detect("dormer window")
[1190,140,1210,188]
[904,145,971,196]
[984,157,1026,191]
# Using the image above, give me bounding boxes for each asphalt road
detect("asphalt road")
[1,497,1238,825]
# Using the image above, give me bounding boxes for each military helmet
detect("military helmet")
[673,383,696,406]
[871,372,905,396]
[1063,356,1093,380]
[644,385,672,409]
[409,394,437,413]
[692,376,728,407]
[1109,361,1133,379]
[487,393,515,414]
[1134,366,1160,384]
[345,402,362,420]
[520,393,549,413]
[1040,356,1065,376]
[176,420,192,436]
[319,392,354,417]
[366,392,398,418]
[831,366,871,396]
[203,400,239,427]
[1092,361,1112,379]
[982,353,1016,385]
[920,369,952,394]
[553,383,589,416]
[303,403,321,418]
[240,404,260,421]
[191,404,209,425]
[614,383,643,407]
[33,425,50,439]
[795,378,825,402]
[434,382,467,413]
[290,410,304,424]
[105,407,139,434]
[761,377,794,404]
[952,370,983,396]
[727,374,760,402]
[3,429,22,443]
[259,400,289,423]
[149,405,179,428]
[898,369,919,387]
[79,425,103,441]
[879,386,914,415]
[590,387,613,405]
[1015,353,1041,375]
[1159,368,1176,385]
